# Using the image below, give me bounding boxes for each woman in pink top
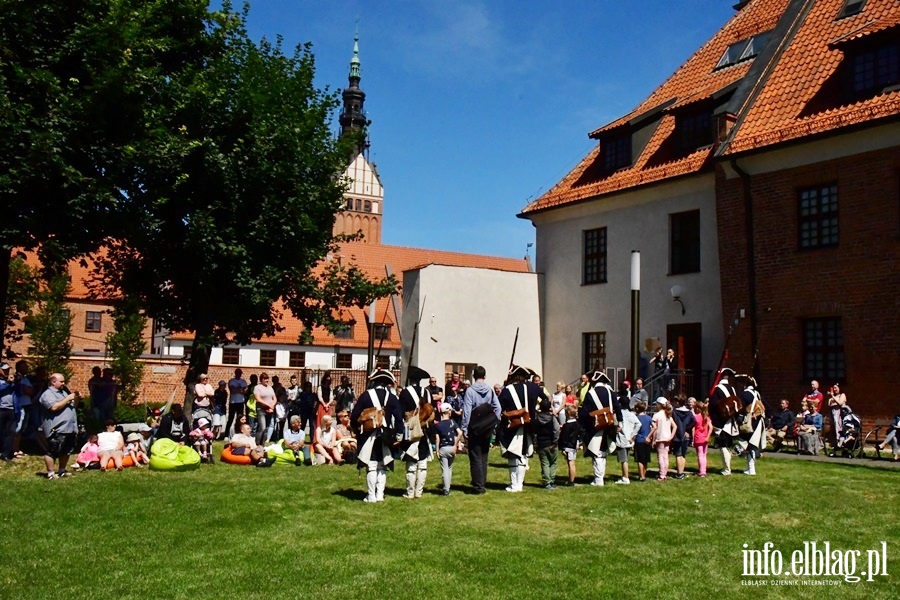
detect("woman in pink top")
[193,374,215,422]
[647,398,675,480]
[254,373,277,445]
[693,401,712,477]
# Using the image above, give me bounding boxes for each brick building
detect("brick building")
[520,0,899,420]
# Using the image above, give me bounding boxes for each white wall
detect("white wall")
[402,264,541,386]
[528,174,723,386]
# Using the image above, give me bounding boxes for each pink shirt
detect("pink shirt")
[194,383,215,407]
[254,384,276,413]
[693,413,711,445]
[652,411,674,443]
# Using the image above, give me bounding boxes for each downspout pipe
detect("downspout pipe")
[730,158,759,383]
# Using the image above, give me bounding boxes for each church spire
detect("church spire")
[339,26,368,149]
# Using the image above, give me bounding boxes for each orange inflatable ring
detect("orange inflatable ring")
[104,455,136,469]
[221,445,253,465]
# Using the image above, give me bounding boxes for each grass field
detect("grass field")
[0,445,896,599]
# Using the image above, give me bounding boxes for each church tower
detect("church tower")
[334,29,383,244]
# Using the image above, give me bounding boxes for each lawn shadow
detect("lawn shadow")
[332,487,367,501]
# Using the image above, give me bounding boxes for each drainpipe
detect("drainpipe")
[729,158,759,383]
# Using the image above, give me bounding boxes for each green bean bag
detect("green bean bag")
[267,440,299,467]
[149,438,202,471]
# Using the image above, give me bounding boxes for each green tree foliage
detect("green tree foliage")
[0,0,218,354]
[86,3,397,389]
[105,299,147,406]
[2,255,38,357]
[27,273,73,380]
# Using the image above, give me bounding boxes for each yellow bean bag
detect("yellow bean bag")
[149,438,202,471]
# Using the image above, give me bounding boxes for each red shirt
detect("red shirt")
[805,390,824,413]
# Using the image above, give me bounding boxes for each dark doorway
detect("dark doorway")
[667,322,702,399]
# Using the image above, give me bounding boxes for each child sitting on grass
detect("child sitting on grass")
[633,401,652,482]
[76,434,100,471]
[124,432,149,467]
[190,417,215,463]
[558,405,582,486]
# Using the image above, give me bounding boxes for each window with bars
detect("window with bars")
[375,355,391,369]
[676,110,714,153]
[336,353,352,369]
[799,184,839,249]
[85,311,102,333]
[583,227,608,285]
[289,351,306,368]
[602,135,631,172]
[222,348,240,365]
[582,332,607,375]
[373,324,391,341]
[670,210,701,274]
[803,318,845,382]
[259,350,276,367]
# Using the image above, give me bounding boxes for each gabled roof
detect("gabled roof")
[722,0,900,155]
[521,0,900,217]
[521,0,789,215]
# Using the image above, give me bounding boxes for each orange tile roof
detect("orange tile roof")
[723,0,900,155]
[521,0,790,215]
[169,242,530,348]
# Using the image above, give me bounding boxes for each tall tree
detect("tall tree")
[105,299,147,406]
[0,0,219,355]
[27,273,74,380]
[2,254,38,357]
[87,4,397,403]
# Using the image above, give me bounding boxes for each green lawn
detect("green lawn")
[0,446,896,599]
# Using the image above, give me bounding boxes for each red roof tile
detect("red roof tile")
[724,0,900,154]
[522,0,790,215]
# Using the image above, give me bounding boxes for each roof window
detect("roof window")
[715,31,770,70]
[836,0,866,20]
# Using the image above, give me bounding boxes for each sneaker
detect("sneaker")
[57,470,72,478]
[544,483,556,490]
[672,473,686,480]
[698,473,708,478]
[442,490,451,496]
[743,470,756,476]
[590,479,604,486]
[564,481,576,487]
[505,486,521,493]
[614,478,630,485]
[721,468,731,476]
[46,472,59,480]
[657,476,667,481]
[362,497,376,503]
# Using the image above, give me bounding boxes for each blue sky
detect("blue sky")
[241,1,738,259]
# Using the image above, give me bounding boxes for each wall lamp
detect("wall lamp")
[671,285,686,316]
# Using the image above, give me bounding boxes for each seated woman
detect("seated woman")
[334,410,357,460]
[797,403,824,455]
[314,415,342,465]
[97,419,126,471]
[283,416,307,464]
[230,422,266,463]
[876,415,900,461]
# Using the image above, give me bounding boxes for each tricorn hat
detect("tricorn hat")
[590,370,611,384]
[368,368,395,386]
[407,366,430,383]
[719,367,736,378]
[508,364,533,380]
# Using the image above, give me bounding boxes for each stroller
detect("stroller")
[831,405,861,458]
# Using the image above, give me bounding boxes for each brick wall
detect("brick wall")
[716,145,900,422]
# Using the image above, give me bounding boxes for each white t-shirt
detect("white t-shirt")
[97,431,123,452]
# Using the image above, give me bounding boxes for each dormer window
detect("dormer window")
[602,134,631,172]
[836,0,866,20]
[676,109,714,153]
[716,31,770,70]
[851,40,899,97]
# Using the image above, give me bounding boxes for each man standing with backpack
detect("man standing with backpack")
[461,365,501,495]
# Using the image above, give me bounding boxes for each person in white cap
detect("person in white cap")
[646,397,676,480]
[579,370,622,487]
[350,368,403,503]
[124,432,149,467]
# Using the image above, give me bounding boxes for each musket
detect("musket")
[508,327,519,371]
[707,310,741,399]
[404,296,426,384]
